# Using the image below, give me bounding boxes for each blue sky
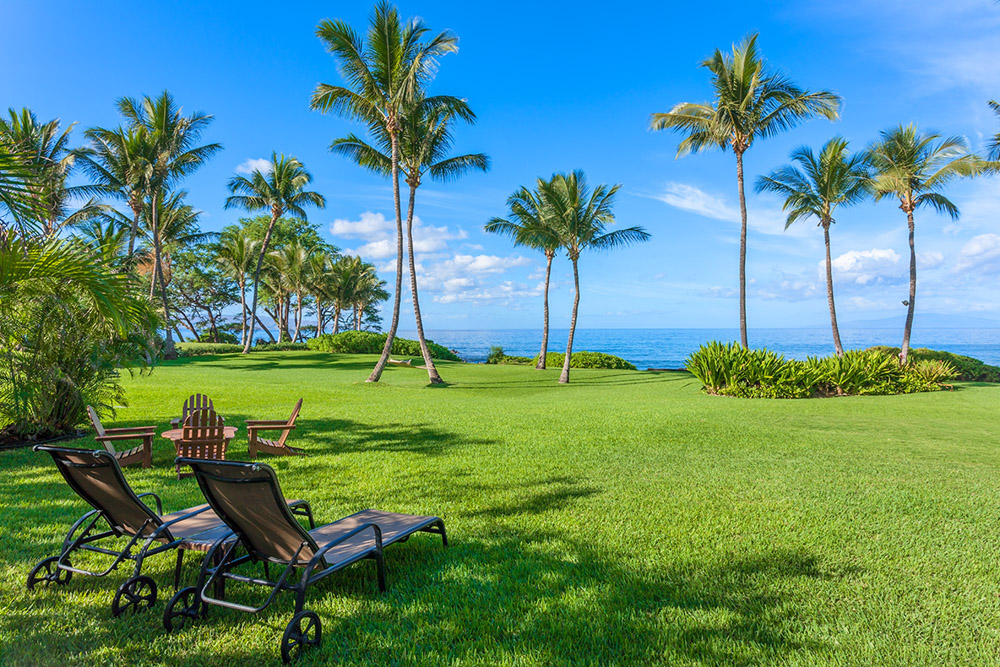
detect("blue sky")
[4,1,999,329]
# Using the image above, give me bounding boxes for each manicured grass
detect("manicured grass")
[2,351,1000,665]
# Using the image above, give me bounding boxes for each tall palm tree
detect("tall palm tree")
[311,1,458,383]
[867,125,982,364]
[76,217,132,271]
[272,242,311,342]
[756,138,870,356]
[649,34,841,348]
[486,179,562,370]
[542,171,650,384]
[77,125,154,259]
[0,145,43,235]
[224,152,325,353]
[118,91,220,358]
[988,100,1000,162]
[352,264,388,331]
[331,98,488,383]
[216,234,261,345]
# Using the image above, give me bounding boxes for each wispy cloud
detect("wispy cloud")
[235,157,272,175]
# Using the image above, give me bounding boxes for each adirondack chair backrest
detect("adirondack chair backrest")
[276,399,303,448]
[181,393,214,424]
[177,408,227,461]
[87,405,116,454]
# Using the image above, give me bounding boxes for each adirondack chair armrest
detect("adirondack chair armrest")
[246,420,292,426]
[96,433,154,442]
[103,426,157,433]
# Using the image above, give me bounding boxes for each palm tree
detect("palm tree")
[224,152,325,352]
[331,97,488,383]
[272,242,311,342]
[649,34,841,348]
[118,91,220,358]
[988,100,1000,162]
[486,180,562,370]
[216,234,261,345]
[77,125,154,259]
[755,138,870,356]
[311,1,458,383]
[76,217,132,271]
[352,264,388,331]
[542,171,650,384]
[867,125,982,364]
[0,145,44,235]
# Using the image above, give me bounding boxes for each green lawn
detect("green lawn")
[2,351,1000,665]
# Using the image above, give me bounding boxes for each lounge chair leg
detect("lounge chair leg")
[437,520,448,548]
[375,551,386,593]
[174,550,184,590]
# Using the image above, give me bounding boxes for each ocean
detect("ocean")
[399,328,1000,369]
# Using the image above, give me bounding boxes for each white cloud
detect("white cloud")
[655,182,738,222]
[918,252,944,270]
[330,211,393,240]
[956,234,1000,273]
[235,158,272,175]
[828,248,902,285]
[331,211,467,260]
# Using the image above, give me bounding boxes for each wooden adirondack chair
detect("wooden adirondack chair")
[86,406,154,468]
[247,399,305,458]
[171,408,234,479]
[170,393,214,428]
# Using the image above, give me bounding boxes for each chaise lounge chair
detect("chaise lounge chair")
[87,406,155,469]
[247,399,305,458]
[28,445,314,617]
[164,458,447,663]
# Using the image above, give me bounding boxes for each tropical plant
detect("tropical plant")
[533,351,637,371]
[215,234,261,345]
[486,178,562,369]
[866,125,982,363]
[332,96,488,384]
[117,91,221,358]
[649,34,841,347]
[755,137,869,356]
[224,152,325,352]
[540,171,650,384]
[308,330,460,360]
[0,144,46,234]
[311,1,458,383]
[168,246,239,343]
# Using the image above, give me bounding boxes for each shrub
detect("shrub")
[868,346,1000,382]
[686,341,956,398]
[197,331,239,345]
[176,342,242,357]
[308,331,462,361]
[254,342,309,352]
[532,351,636,370]
[486,346,533,365]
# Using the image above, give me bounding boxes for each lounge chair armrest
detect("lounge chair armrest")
[96,433,153,442]
[313,522,383,563]
[156,504,214,530]
[287,500,315,529]
[135,492,164,515]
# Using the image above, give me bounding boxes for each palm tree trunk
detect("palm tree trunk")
[127,205,140,260]
[333,304,341,335]
[242,211,279,354]
[293,291,303,342]
[254,313,275,343]
[735,149,749,349]
[368,129,404,383]
[900,210,917,364]
[404,184,444,384]
[559,256,581,384]
[823,223,844,357]
[151,191,176,359]
[238,278,247,346]
[536,251,554,370]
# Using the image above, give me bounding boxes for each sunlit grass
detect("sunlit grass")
[2,351,999,665]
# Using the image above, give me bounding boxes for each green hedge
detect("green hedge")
[867,346,1000,383]
[254,342,309,352]
[685,341,957,398]
[176,342,242,357]
[308,331,462,362]
[485,346,533,365]
[533,351,637,370]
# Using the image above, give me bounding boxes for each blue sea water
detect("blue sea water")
[399,328,1000,369]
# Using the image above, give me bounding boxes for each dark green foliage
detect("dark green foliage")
[308,331,462,361]
[868,346,1000,382]
[176,342,243,357]
[533,351,637,370]
[254,342,309,352]
[486,346,532,365]
[686,341,956,398]
[197,331,238,345]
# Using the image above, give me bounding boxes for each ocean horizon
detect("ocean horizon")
[399,328,1000,369]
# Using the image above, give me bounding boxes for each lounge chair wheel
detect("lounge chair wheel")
[26,556,72,591]
[280,610,321,663]
[163,586,202,632]
[112,575,157,617]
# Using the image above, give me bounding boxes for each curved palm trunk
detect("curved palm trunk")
[735,150,749,348]
[823,224,844,357]
[333,304,341,335]
[536,251,554,370]
[238,278,247,346]
[151,191,175,359]
[900,210,917,364]
[559,256,581,384]
[292,291,303,342]
[242,211,279,354]
[127,205,141,261]
[405,184,444,384]
[367,130,404,383]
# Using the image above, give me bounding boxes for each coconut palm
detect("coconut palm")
[118,91,220,358]
[988,100,1000,162]
[351,263,388,331]
[486,180,563,370]
[224,152,325,352]
[867,125,982,364]
[755,138,870,356]
[311,1,458,383]
[216,234,261,345]
[76,218,133,271]
[331,97,488,383]
[0,146,43,235]
[649,34,841,348]
[542,171,650,384]
[272,242,312,342]
[77,125,154,259]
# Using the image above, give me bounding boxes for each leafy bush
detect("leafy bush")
[177,342,243,357]
[533,351,637,370]
[868,346,1000,382]
[197,331,239,345]
[486,346,533,365]
[254,342,309,352]
[686,342,956,398]
[308,331,462,361]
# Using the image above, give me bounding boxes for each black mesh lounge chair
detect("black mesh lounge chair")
[28,445,314,618]
[165,458,447,663]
